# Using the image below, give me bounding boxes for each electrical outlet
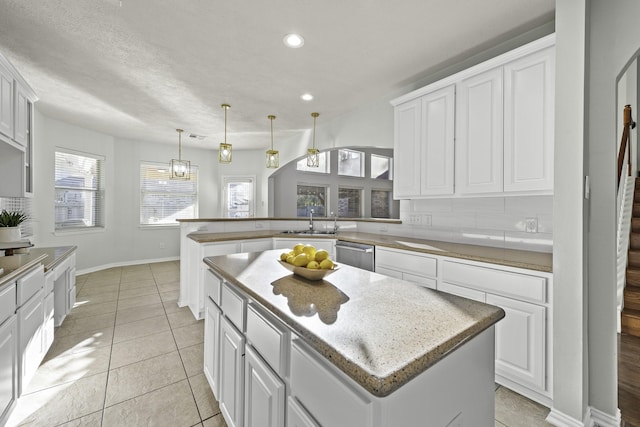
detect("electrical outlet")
[525,217,538,233]
[409,214,423,225]
[423,214,432,226]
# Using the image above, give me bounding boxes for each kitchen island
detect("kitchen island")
[203,249,505,427]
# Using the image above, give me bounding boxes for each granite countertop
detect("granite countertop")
[178,217,402,224]
[205,249,505,397]
[189,230,552,272]
[0,246,77,287]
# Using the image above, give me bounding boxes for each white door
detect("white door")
[393,99,422,198]
[503,46,555,192]
[420,85,455,195]
[244,346,285,427]
[219,316,245,427]
[0,316,17,426]
[222,176,256,218]
[0,63,13,140]
[204,298,221,398]
[456,67,504,194]
[486,293,546,391]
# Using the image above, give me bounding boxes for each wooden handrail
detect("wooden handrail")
[618,105,637,190]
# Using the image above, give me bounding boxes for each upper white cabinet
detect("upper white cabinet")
[0,62,14,140]
[13,83,29,147]
[391,34,555,198]
[394,85,455,197]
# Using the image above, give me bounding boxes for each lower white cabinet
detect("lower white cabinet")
[244,345,285,427]
[219,316,245,427]
[287,396,319,427]
[0,315,17,427]
[17,288,44,396]
[487,293,546,391]
[375,247,438,289]
[240,239,273,253]
[204,295,221,398]
[53,254,77,327]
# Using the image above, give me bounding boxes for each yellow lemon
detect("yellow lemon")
[314,249,329,262]
[319,259,334,270]
[280,252,288,261]
[306,261,320,269]
[286,255,295,264]
[293,253,309,267]
[293,244,305,255]
[302,244,317,260]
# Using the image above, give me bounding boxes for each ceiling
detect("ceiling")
[0,0,555,150]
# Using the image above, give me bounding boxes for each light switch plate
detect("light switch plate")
[525,217,538,233]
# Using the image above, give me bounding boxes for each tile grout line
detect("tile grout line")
[100,267,122,427]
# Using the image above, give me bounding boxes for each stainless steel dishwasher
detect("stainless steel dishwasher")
[335,240,375,271]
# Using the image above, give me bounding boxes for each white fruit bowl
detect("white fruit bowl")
[277,260,340,281]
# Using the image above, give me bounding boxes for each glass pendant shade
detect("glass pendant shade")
[219,104,232,164]
[306,112,320,167]
[266,115,279,168]
[170,129,190,180]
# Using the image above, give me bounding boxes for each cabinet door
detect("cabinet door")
[0,316,17,426]
[17,289,44,395]
[503,47,555,192]
[456,67,504,194]
[244,346,285,427]
[204,298,221,398]
[0,63,13,140]
[287,396,320,427]
[420,85,455,195]
[13,84,28,147]
[393,98,422,198]
[486,293,546,391]
[219,316,245,427]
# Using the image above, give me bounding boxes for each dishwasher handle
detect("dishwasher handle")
[335,244,373,253]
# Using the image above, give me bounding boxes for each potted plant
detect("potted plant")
[0,209,28,242]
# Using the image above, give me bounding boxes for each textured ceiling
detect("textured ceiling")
[0,0,554,149]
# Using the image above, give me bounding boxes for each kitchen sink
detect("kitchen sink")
[279,230,336,235]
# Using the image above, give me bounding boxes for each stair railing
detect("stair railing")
[618,104,636,191]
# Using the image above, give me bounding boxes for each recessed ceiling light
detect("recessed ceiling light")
[301,93,314,101]
[283,33,305,48]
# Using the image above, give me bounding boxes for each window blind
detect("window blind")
[140,162,198,225]
[54,149,105,230]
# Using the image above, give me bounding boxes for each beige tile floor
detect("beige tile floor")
[6,261,551,427]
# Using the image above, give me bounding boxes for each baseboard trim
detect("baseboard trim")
[546,408,584,427]
[585,406,621,427]
[76,256,179,276]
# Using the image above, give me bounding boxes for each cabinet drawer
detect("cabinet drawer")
[374,266,403,279]
[290,339,373,427]
[403,272,437,289]
[221,283,246,332]
[16,265,44,306]
[246,304,289,377]
[442,261,546,303]
[438,282,485,303]
[204,269,222,306]
[376,248,437,278]
[0,282,16,326]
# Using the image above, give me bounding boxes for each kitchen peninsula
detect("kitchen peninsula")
[203,249,505,427]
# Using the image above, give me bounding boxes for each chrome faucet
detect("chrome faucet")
[331,211,339,233]
[309,209,314,232]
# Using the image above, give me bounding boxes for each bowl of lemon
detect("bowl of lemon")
[278,243,339,281]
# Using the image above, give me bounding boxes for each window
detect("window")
[296,152,330,173]
[297,185,327,217]
[338,149,364,177]
[371,189,392,218]
[140,162,198,225]
[338,187,361,218]
[371,154,393,180]
[223,176,255,218]
[55,150,105,230]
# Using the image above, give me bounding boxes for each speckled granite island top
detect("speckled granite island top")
[204,249,505,397]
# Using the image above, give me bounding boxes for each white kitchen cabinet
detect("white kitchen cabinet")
[219,316,245,427]
[456,67,504,194]
[240,239,273,253]
[13,83,28,147]
[0,61,13,141]
[438,281,486,302]
[375,247,438,289]
[244,345,285,427]
[287,396,320,427]
[17,288,44,396]
[204,293,221,398]
[53,253,77,327]
[0,315,18,427]
[487,293,546,391]
[503,46,555,193]
[393,85,455,199]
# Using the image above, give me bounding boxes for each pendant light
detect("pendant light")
[307,112,320,167]
[170,129,190,179]
[266,115,279,168]
[219,104,232,163]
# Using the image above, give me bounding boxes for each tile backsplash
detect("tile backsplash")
[359,196,553,253]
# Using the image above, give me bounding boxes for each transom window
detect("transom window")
[140,162,198,225]
[296,152,330,173]
[338,149,364,177]
[371,154,393,180]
